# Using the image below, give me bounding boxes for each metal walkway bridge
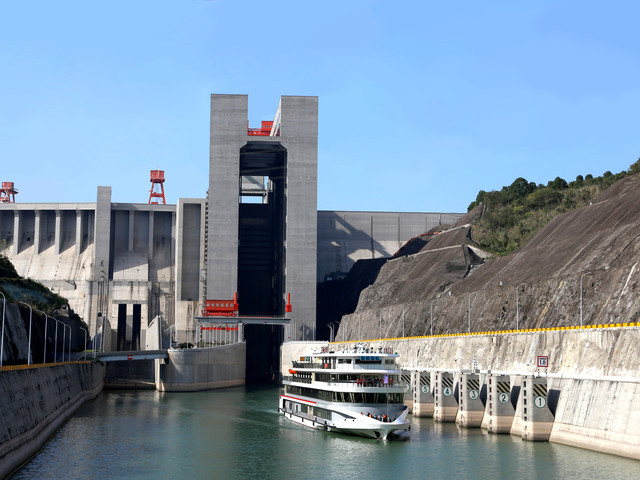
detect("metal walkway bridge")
[195,315,291,325]
[95,350,169,362]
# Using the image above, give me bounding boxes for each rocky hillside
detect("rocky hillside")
[338,173,640,341]
[0,255,89,365]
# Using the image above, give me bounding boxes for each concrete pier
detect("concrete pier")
[482,374,516,433]
[517,375,554,441]
[433,371,457,422]
[413,370,435,417]
[456,372,484,428]
[401,370,414,413]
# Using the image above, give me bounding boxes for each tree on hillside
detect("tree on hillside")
[570,175,584,188]
[468,163,632,256]
[509,177,536,198]
[548,177,568,189]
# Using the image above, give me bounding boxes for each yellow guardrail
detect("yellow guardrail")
[0,360,92,373]
[335,322,640,344]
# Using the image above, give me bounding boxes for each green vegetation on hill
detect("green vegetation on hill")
[468,159,640,256]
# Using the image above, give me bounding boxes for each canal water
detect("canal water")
[10,387,639,480]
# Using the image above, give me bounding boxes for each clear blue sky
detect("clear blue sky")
[1,1,638,213]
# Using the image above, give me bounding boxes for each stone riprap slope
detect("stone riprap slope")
[338,173,640,341]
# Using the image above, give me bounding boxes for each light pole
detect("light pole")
[79,327,88,360]
[18,302,33,365]
[468,293,478,334]
[328,323,335,343]
[66,324,72,361]
[62,322,67,362]
[53,318,60,363]
[95,313,102,359]
[100,315,106,353]
[42,313,49,363]
[0,292,6,367]
[516,283,526,332]
[430,299,438,336]
[580,272,591,328]
[36,310,53,364]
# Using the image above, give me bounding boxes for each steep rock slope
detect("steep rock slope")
[338,174,640,340]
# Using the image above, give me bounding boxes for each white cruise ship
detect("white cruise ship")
[278,344,410,440]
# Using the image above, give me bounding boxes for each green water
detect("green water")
[10,387,639,480]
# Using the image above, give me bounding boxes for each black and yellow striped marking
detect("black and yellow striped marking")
[420,375,430,386]
[533,383,547,398]
[442,377,454,389]
[496,381,510,394]
[467,379,480,391]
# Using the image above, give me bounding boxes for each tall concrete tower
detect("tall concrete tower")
[207,95,318,340]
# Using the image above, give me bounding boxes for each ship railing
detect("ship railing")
[282,376,312,384]
[292,362,325,369]
[292,362,399,371]
[336,364,398,371]
[325,380,407,389]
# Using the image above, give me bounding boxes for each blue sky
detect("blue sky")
[1,1,638,213]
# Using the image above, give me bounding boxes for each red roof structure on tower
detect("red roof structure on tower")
[0,182,18,203]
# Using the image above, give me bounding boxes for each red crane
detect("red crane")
[149,170,166,204]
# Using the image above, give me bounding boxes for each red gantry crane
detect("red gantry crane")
[149,170,166,204]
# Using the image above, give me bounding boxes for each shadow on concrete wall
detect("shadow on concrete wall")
[317,211,395,283]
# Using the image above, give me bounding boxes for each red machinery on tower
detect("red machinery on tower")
[202,293,240,318]
[149,170,166,204]
[247,120,274,136]
[0,182,18,203]
[200,292,293,317]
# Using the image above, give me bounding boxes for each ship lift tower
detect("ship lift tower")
[148,170,166,204]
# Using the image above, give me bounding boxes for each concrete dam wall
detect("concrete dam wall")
[0,362,104,478]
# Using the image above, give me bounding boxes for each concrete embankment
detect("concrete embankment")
[282,327,640,460]
[0,362,104,478]
[156,343,246,392]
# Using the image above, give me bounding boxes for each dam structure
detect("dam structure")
[0,94,463,371]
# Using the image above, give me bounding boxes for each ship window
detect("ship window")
[356,357,381,365]
[315,407,330,420]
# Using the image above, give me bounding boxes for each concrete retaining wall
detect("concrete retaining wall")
[324,327,639,459]
[156,343,246,392]
[549,377,640,459]
[0,362,104,478]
